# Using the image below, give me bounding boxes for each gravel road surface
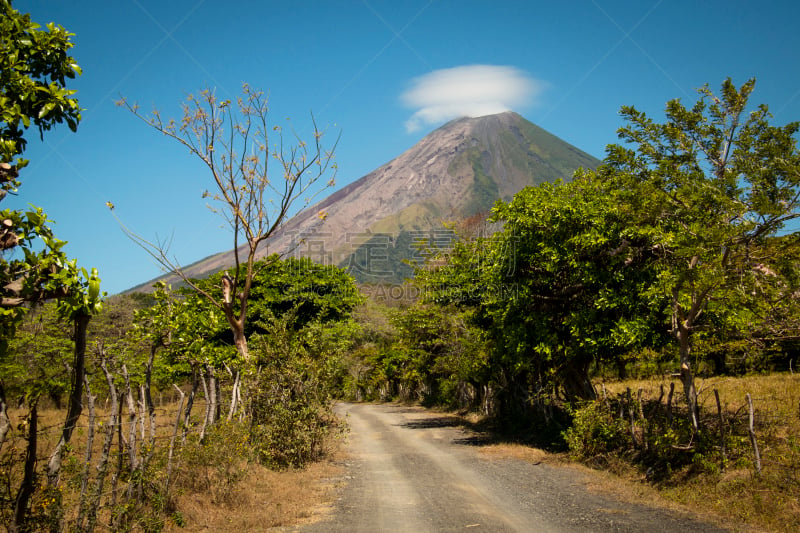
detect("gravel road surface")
[301,402,728,532]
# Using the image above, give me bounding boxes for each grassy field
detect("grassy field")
[594,373,800,532]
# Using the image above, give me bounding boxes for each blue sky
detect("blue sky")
[8,0,800,294]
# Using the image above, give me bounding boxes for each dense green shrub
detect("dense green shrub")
[563,401,629,459]
[247,317,344,469]
[248,362,340,469]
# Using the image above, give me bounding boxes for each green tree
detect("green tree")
[489,178,668,400]
[387,302,488,407]
[245,256,363,332]
[0,0,81,190]
[181,255,362,341]
[0,5,103,529]
[0,0,90,345]
[418,177,667,409]
[595,78,800,433]
[3,302,73,408]
[117,86,338,361]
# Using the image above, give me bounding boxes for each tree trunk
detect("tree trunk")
[167,385,185,489]
[122,365,139,472]
[233,330,249,361]
[560,359,597,402]
[11,399,38,533]
[199,369,210,441]
[677,322,700,436]
[616,358,628,380]
[227,367,241,421]
[746,393,762,476]
[88,357,120,533]
[144,345,157,436]
[47,311,90,486]
[76,376,96,529]
[110,394,123,526]
[221,272,251,361]
[183,363,200,442]
[212,367,221,423]
[0,382,10,451]
[666,382,675,424]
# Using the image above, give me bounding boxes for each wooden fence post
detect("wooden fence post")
[666,382,675,425]
[627,388,638,448]
[746,393,762,476]
[167,384,186,490]
[637,388,648,450]
[714,389,726,469]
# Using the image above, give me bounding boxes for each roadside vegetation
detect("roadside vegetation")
[593,373,800,532]
[2,1,800,531]
[337,77,800,532]
[1,2,349,530]
[1,263,357,531]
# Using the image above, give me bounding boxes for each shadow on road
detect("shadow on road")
[451,434,497,446]
[395,413,503,447]
[397,416,463,429]
[387,404,570,453]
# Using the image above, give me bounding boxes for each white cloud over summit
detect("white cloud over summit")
[401,65,544,133]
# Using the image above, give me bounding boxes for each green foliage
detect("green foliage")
[246,255,363,332]
[563,401,629,459]
[1,208,103,353]
[3,301,72,404]
[386,302,487,405]
[593,78,800,431]
[416,177,669,407]
[0,0,81,179]
[188,255,363,341]
[336,295,492,410]
[130,283,234,385]
[0,2,101,362]
[248,315,344,469]
[599,79,800,337]
[489,178,669,399]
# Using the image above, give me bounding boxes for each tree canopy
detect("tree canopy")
[596,78,800,432]
[0,0,98,351]
[0,0,81,190]
[412,78,800,423]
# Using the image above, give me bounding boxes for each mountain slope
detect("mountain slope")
[127,112,600,291]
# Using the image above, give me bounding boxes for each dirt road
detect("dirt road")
[300,402,728,532]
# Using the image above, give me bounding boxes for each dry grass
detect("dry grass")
[164,451,345,532]
[477,443,557,465]
[1,396,346,532]
[598,373,800,532]
[7,374,797,531]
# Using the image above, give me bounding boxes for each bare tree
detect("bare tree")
[117,84,338,360]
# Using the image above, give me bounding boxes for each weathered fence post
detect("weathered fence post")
[627,388,638,448]
[746,393,762,476]
[714,389,726,469]
[666,382,675,425]
[167,384,186,490]
[637,388,648,450]
[76,376,96,529]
